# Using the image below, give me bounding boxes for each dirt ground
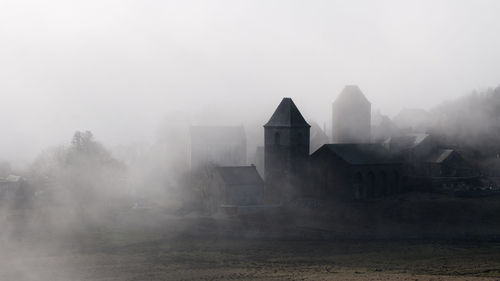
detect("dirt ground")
[4,236,500,281]
[4,193,500,281]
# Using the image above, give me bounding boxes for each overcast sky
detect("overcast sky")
[1,0,500,165]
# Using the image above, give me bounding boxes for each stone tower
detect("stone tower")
[264,98,310,201]
[332,85,371,143]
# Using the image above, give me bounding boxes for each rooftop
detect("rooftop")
[216,166,264,185]
[264,98,310,128]
[312,144,398,165]
[426,149,456,164]
[384,133,431,149]
[333,85,370,105]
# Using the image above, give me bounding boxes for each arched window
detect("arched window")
[354,172,363,200]
[274,132,280,145]
[379,171,388,196]
[367,171,375,198]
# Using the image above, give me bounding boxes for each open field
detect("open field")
[4,231,500,281]
[4,193,500,280]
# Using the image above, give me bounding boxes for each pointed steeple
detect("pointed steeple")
[264,98,310,128]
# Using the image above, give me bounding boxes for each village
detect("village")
[186,85,491,218]
[1,85,497,221]
[5,1,500,279]
[2,79,500,281]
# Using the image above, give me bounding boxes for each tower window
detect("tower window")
[274,132,280,145]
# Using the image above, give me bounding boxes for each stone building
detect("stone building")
[189,126,247,170]
[264,98,310,201]
[383,133,437,175]
[383,133,478,191]
[204,165,265,213]
[309,144,402,200]
[425,149,473,178]
[332,85,371,144]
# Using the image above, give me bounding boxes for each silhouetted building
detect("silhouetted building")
[384,133,439,177]
[332,85,371,143]
[383,133,478,191]
[384,133,437,161]
[264,98,310,201]
[205,165,264,212]
[189,126,247,170]
[309,144,402,200]
[425,149,474,178]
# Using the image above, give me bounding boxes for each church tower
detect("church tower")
[264,98,310,201]
[332,85,371,143]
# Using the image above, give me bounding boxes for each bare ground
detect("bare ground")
[4,236,500,281]
[4,193,500,280]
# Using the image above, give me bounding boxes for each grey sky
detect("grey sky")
[1,0,500,165]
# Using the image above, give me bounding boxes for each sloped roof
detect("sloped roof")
[216,166,264,185]
[384,133,430,149]
[264,98,310,128]
[190,126,246,144]
[334,85,370,105]
[312,144,398,165]
[426,149,455,163]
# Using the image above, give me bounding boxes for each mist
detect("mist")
[3,1,500,280]
[2,0,500,165]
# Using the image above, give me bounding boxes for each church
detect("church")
[263,89,403,203]
[206,85,474,209]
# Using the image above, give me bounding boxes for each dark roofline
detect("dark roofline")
[215,165,264,185]
[311,144,401,165]
[264,97,311,128]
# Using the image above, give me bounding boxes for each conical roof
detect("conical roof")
[264,98,310,128]
[334,85,370,105]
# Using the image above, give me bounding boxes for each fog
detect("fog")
[2,0,500,165]
[4,1,500,280]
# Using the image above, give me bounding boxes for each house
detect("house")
[309,144,403,200]
[383,133,436,159]
[382,132,479,191]
[332,85,371,144]
[383,133,438,175]
[425,149,474,178]
[205,165,265,213]
[189,126,247,170]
